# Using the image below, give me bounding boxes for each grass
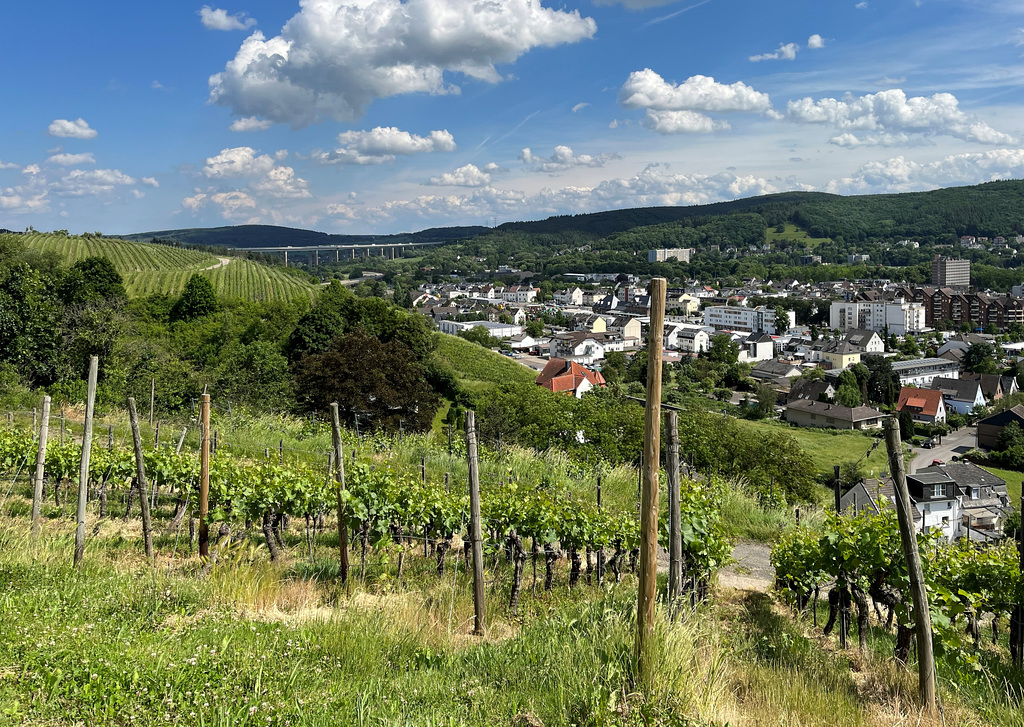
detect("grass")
[979,465,1023,502]
[434,335,537,391]
[734,418,888,479]
[765,223,833,249]
[12,232,317,302]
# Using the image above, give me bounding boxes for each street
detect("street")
[907,424,977,473]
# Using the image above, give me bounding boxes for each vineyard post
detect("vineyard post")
[1014,490,1024,667]
[60,411,65,444]
[833,464,841,513]
[31,395,51,535]
[199,393,211,560]
[883,417,937,716]
[330,403,350,586]
[155,421,160,448]
[6,412,10,426]
[637,276,666,688]
[74,355,98,567]
[667,410,682,616]
[596,473,604,585]
[32,407,36,434]
[148,378,155,426]
[466,410,486,636]
[279,439,284,463]
[108,425,113,449]
[421,456,426,483]
[175,428,187,455]
[126,398,154,561]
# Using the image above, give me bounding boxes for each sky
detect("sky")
[3,0,1024,236]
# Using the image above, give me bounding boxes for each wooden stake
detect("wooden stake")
[667,410,682,615]
[883,417,937,716]
[60,411,65,444]
[199,394,211,560]
[154,421,160,448]
[149,378,155,426]
[175,428,187,455]
[330,403,350,585]
[466,410,486,636]
[108,424,113,449]
[637,276,666,687]
[31,396,51,535]
[127,398,154,561]
[74,356,98,567]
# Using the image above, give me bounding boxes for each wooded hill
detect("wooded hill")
[117,224,490,249]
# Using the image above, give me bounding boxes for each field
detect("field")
[765,223,832,249]
[10,232,317,302]
[735,418,887,479]
[434,334,538,390]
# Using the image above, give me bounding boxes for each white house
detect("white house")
[549,332,607,365]
[438,320,523,338]
[664,323,710,353]
[553,287,584,306]
[703,305,795,335]
[502,286,538,304]
[929,377,987,414]
[738,333,776,363]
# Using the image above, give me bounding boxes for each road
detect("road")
[516,354,549,372]
[907,424,977,473]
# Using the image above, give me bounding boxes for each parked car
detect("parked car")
[922,440,933,449]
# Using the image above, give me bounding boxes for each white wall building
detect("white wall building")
[703,306,795,335]
[829,300,926,335]
[438,320,523,338]
[501,286,538,304]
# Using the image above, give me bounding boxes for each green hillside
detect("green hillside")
[435,334,538,391]
[12,232,317,302]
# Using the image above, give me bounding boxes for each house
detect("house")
[502,286,538,304]
[929,377,987,414]
[507,333,539,351]
[918,463,1010,539]
[438,320,523,338]
[536,358,606,398]
[891,358,960,387]
[1000,375,1019,398]
[549,332,628,364]
[570,314,607,334]
[738,333,776,363]
[751,359,803,381]
[843,473,959,541]
[840,478,887,516]
[843,329,885,354]
[553,287,584,306]
[961,373,1003,402]
[607,315,642,342]
[788,378,835,403]
[783,399,884,430]
[665,294,699,317]
[671,325,711,354]
[977,404,1024,449]
[821,340,862,371]
[897,387,946,424]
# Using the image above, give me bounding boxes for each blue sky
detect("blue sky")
[2,0,1024,235]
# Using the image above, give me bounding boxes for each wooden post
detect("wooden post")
[596,472,605,585]
[667,411,682,614]
[834,464,841,513]
[330,403,350,585]
[60,411,65,444]
[74,356,98,567]
[148,378,155,426]
[466,410,486,636]
[175,428,187,455]
[31,396,51,535]
[155,421,160,448]
[637,277,666,687]
[127,398,154,561]
[279,439,284,463]
[883,417,937,716]
[107,424,113,449]
[421,456,426,483]
[32,407,36,433]
[199,393,211,560]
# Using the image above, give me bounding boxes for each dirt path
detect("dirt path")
[201,257,232,271]
[719,540,774,592]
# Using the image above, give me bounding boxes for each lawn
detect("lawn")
[765,223,832,249]
[734,418,887,478]
[434,334,537,390]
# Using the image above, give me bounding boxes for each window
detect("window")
[971,488,979,500]
[942,516,949,525]
[933,484,944,498]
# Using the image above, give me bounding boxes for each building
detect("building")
[891,358,960,387]
[931,255,970,290]
[820,340,861,371]
[847,254,870,264]
[897,387,946,424]
[552,287,584,306]
[842,329,885,354]
[535,358,606,398]
[783,399,884,430]
[738,332,776,363]
[750,359,804,381]
[788,378,835,404]
[704,305,794,335]
[799,255,822,265]
[438,320,523,338]
[648,248,693,263]
[918,463,1011,540]
[502,285,538,304]
[829,299,926,335]
[929,377,987,414]
[977,405,1024,449]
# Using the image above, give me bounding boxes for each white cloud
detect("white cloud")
[142,177,159,187]
[749,42,799,62]
[619,69,772,113]
[131,189,146,199]
[311,127,456,165]
[202,146,277,177]
[855,1,868,8]
[48,118,97,139]
[427,163,494,187]
[54,169,136,197]
[807,34,825,49]
[592,0,679,7]
[0,160,21,170]
[520,145,620,172]
[641,109,729,134]
[182,189,260,220]
[22,165,41,176]
[786,89,1016,145]
[249,165,312,198]
[46,152,96,166]
[199,6,257,31]
[182,192,208,212]
[0,190,48,213]
[229,116,272,132]
[825,148,1024,194]
[571,102,590,113]
[208,0,597,126]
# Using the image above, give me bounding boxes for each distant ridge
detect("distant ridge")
[117,224,490,249]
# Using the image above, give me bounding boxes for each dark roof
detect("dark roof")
[843,329,881,349]
[751,359,802,378]
[978,404,1024,427]
[930,377,984,402]
[789,378,833,402]
[962,373,1003,399]
[746,332,774,344]
[785,399,883,422]
[917,463,1005,489]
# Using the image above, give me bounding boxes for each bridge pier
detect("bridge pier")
[283,250,289,266]
[309,251,316,267]
[335,249,339,262]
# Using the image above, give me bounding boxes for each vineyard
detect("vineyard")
[8,232,317,302]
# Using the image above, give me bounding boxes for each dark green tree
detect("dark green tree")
[169,274,219,322]
[58,256,126,304]
[963,342,999,374]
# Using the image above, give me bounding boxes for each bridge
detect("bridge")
[232,240,447,266]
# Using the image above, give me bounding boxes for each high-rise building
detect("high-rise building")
[931,255,970,289]
[648,248,693,263]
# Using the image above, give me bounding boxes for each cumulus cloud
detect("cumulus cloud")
[311,127,456,165]
[142,177,159,187]
[46,152,96,166]
[183,189,260,220]
[519,145,621,172]
[749,42,798,62]
[53,169,136,197]
[641,109,729,134]
[202,146,278,177]
[786,89,1016,145]
[619,69,772,113]
[807,33,825,49]
[426,163,497,187]
[229,116,272,132]
[249,165,312,198]
[48,118,98,139]
[199,6,257,31]
[209,0,597,126]
[825,148,1024,194]
[0,160,22,170]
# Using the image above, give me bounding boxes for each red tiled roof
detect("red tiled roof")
[536,358,606,395]
[897,387,943,417]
